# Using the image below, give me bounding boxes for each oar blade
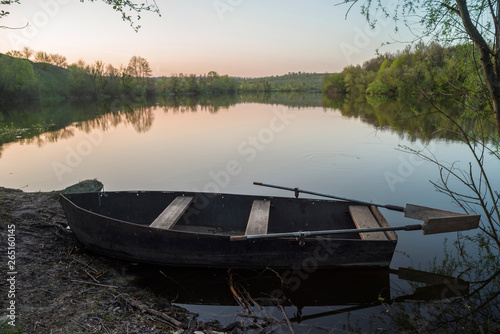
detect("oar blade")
[395,267,469,286]
[422,215,481,235]
[404,203,465,220]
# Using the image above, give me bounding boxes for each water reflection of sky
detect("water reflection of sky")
[2,104,393,192]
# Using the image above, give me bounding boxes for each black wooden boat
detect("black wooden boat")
[59,191,399,268]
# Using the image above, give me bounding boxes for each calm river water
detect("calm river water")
[1,93,498,331]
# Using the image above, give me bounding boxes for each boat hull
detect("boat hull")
[60,191,397,268]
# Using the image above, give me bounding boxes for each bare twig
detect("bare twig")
[84,269,100,283]
[73,257,98,272]
[280,305,296,334]
[407,87,500,251]
[127,299,182,328]
[71,279,118,289]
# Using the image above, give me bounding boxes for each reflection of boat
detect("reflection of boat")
[60,191,397,268]
[117,263,470,325]
[125,265,392,308]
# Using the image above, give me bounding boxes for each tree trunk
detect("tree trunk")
[456,0,500,136]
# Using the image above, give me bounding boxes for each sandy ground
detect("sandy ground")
[0,186,235,333]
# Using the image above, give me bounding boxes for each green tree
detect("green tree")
[168,74,184,95]
[342,65,366,95]
[126,56,152,84]
[389,54,408,70]
[207,71,218,86]
[323,72,346,96]
[186,74,200,95]
[378,58,392,72]
[125,56,153,96]
[67,60,94,98]
[212,74,237,94]
[104,63,121,96]
[0,54,37,101]
[366,79,392,95]
[90,60,106,98]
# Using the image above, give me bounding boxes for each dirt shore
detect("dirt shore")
[0,186,230,333]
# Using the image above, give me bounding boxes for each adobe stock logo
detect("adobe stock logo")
[51,131,104,183]
[182,107,297,224]
[338,2,398,64]
[383,143,436,192]
[7,0,71,49]
[384,154,424,192]
[195,107,296,194]
[213,0,243,21]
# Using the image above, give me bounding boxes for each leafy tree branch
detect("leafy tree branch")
[86,0,161,32]
[0,0,160,31]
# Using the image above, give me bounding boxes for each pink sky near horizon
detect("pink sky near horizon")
[0,1,412,77]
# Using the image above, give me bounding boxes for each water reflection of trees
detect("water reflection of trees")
[122,104,154,133]
[239,91,324,108]
[0,100,156,149]
[323,94,498,143]
[158,94,239,113]
[376,236,499,332]
[2,93,495,152]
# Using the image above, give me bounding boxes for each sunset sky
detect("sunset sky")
[0,1,413,77]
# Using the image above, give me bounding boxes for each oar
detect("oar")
[230,214,479,241]
[253,182,474,221]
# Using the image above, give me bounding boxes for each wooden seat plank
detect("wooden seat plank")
[150,196,193,230]
[370,205,397,241]
[349,206,388,241]
[245,200,271,235]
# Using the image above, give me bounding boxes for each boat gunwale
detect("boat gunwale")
[60,191,397,243]
[60,193,233,239]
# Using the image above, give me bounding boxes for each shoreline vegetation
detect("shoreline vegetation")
[0,41,491,117]
[322,42,489,108]
[0,49,325,105]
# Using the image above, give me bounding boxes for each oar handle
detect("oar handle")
[384,204,405,212]
[230,235,247,241]
[254,182,400,209]
[230,224,425,241]
[404,224,423,231]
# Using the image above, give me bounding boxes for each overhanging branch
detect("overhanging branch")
[0,22,28,30]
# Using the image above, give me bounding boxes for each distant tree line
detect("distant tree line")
[240,79,308,92]
[66,56,156,99]
[0,48,323,104]
[156,71,238,96]
[241,72,323,92]
[0,50,239,102]
[0,51,158,102]
[323,42,487,108]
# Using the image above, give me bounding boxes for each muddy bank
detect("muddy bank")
[0,186,231,333]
